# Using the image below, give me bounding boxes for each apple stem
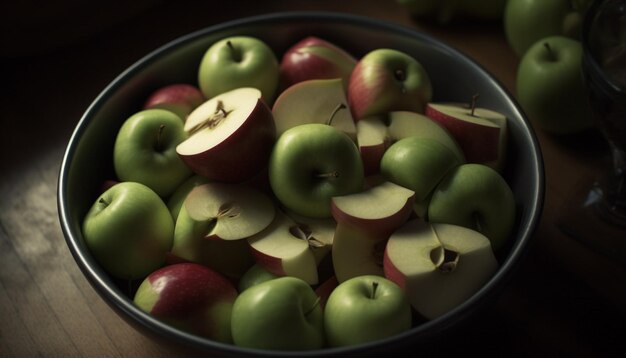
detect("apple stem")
[304,296,321,317]
[370,281,379,299]
[544,43,557,62]
[98,197,109,206]
[473,212,484,234]
[155,124,165,151]
[470,94,479,117]
[227,40,242,62]
[326,103,347,126]
[316,171,339,179]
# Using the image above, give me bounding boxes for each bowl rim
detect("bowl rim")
[58,10,545,356]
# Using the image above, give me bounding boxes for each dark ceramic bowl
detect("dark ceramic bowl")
[58,11,544,357]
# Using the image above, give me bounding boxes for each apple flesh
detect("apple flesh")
[384,219,498,320]
[176,87,276,182]
[143,83,205,121]
[166,174,210,222]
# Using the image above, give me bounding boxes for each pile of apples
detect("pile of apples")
[82,34,517,350]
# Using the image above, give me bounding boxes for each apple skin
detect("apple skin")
[113,109,192,198]
[166,174,210,222]
[237,264,278,293]
[269,123,364,218]
[348,48,433,120]
[279,36,357,90]
[143,83,205,121]
[428,163,516,252]
[516,35,594,134]
[230,277,325,350]
[504,0,592,57]
[324,275,412,347]
[133,263,238,343]
[198,36,279,103]
[82,182,174,280]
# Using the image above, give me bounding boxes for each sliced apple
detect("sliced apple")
[176,87,276,182]
[247,211,333,285]
[331,223,387,283]
[184,182,275,241]
[425,102,507,171]
[356,117,390,175]
[384,219,498,320]
[272,78,356,139]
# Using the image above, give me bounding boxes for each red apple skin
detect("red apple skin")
[140,263,238,342]
[360,142,388,176]
[330,192,415,238]
[382,249,407,291]
[425,104,500,164]
[178,99,276,182]
[315,275,339,309]
[143,84,205,120]
[247,246,288,277]
[279,36,357,90]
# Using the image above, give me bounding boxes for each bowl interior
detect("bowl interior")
[58,11,544,357]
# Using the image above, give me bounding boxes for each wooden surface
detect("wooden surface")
[2,1,625,356]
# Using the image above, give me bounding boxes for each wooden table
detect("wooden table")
[2,1,625,356]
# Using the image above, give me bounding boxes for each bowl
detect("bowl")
[58,11,544,357]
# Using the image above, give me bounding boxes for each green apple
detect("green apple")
[428,163,516,252]
[516,35,594,134]
[384,219,498,320]
[133,262,237,343]
[82,182,174,280]
[269,123,364,218]
[113,108,191,198]
[237,264,278,293]
[398,0,507,24]
[197,36,279,103]
[166,174,210,221]
[348,48,432,120]
[230,276,325,350]
[504,0,592,57]
[380,137,464,218]
[324,275,412,347]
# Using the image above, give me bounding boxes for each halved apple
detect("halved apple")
[176,87,276,182]
[183,182,275,241]
[384,219,498,320]
[247,211,333,285]
[272,78,356,139]
[425,102,507,171]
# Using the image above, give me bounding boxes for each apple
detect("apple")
[398,0,507,24]
[82,182,174,280]
[197,36,279,103]
[516,36,594,134]
[176,87,276,182]
[428,163,516,252]
[170,204,255,281]
[133,263,237,343]
[247,210,332,285]
[384,219,498,320]
[356,111,464,175]
[166,174,210,221]
[279,36,357,90]
[181,182,275,241]
[380,137,464,219]
[113,108,192,197]
[315,275,339,309]
[272,78,357,139]
[237,264,278,293]
[348,48,433,120]
[504,0,592,57]
[324,275,412,347]
[268,123,364,218]
[230,277,325,350]
[330,181,416,283]
[143,83,205,121]
[425,101,507,171]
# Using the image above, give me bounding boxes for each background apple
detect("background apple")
[133,263,237,343]
[113,108,191,198]
[197,36,279,103]
[237,264,278,293]
[82,182,174,280]
[143,83,205,121]
[516,35,594,134]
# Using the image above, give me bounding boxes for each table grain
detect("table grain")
[2,1,625,356]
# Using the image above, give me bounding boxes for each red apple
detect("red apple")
[143,83,205,121]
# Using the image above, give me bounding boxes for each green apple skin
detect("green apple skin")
[516,36,593,134]
[269,123,364,218]
[381,137,464,205]
[166,174,210,222]
[428,163,516,253]
[348,48,433,119]
[237,264,279,293]
[198,36,279,103]
[82,182,174,280]
[324,275,412,347]
[113,109,192,198]
[504,0,592,57]
[230,276,325,350]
